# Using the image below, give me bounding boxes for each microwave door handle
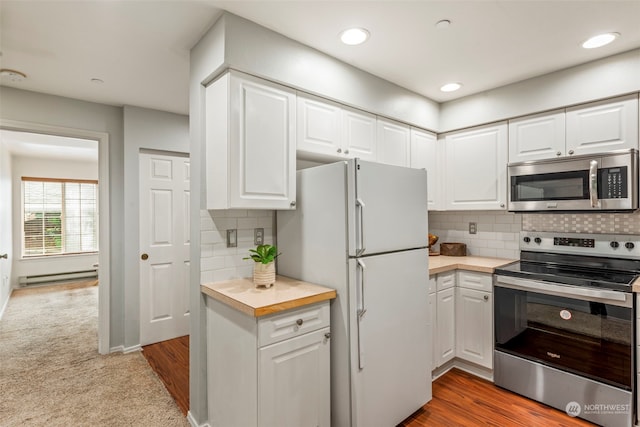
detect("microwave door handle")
[589,160,599,208]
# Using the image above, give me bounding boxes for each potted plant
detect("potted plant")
[244,244,281,288]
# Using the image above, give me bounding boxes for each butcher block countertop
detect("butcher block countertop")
[429,255,516,275]
[632,279,640,293]
[201,275,336,318]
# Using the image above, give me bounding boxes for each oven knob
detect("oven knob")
[523,237,531,243]
[625,242,635,250]
[610,241,620,249]
[534,237,542,244]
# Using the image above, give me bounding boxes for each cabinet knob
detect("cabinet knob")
[500,203,505,208]
[141,253,149,261]
[290,201,296,207]
[324,332,331,340]
[337,148,342,153]
[344,149,349,155]
[568,150,575,155]
[296,318,303,326]
[483,295,489,301]
[556,151,562,156]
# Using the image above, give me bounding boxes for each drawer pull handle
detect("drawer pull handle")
[296,319,303,326]
[325,332,331,339]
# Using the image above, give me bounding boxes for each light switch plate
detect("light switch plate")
[226,229,237,247]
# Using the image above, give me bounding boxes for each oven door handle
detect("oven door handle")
[589,159,599,208]
[495,275,632,307]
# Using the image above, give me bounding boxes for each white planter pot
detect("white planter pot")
[253,261,275,288]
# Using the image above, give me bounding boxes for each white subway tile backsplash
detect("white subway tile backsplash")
[199,209,276,284]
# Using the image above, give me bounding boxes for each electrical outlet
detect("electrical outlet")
[254,228,264,245]
[226,229,237,248]
[469,222,477,234]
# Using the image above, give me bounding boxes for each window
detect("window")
[23,178,98,256]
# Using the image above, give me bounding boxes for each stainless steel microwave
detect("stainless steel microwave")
[508,149,639,212]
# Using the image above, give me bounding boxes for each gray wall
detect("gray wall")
[122,105,189,349]
[0,139,12,316]
[0,86,126,346]
[439,48,640,132]
[222,13,440,131]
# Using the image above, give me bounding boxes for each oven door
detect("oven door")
[494,275,634,390]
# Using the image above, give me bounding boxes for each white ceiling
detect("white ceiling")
[1,130,99,162]
[1,1,639,116]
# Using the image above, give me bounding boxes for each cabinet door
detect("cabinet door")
[297,94,342,159]
[455,287,492,369]
[444,122,508,210]
[259,327,330,427]
[436,287,455,366]
[229,73,296,210]
[509,110,565,162]
[566,94,639,156]
[342,106,377,161]
[429,292,437,371]
[377,118,410,167]
[410,128,440,209]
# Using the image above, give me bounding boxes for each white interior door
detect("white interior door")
[139,152,190,345]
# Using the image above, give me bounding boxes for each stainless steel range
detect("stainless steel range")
[494,232,639,427]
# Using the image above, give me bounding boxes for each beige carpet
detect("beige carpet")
[0,282,189,427]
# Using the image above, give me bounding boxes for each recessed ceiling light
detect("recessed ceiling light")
[582,32,620,49]
[340,28,370,45]
[440,82,462,92]
[0,68,27,82]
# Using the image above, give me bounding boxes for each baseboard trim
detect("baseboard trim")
[432,358,493,382]
[187,411,210,427]
[109,344,142,354]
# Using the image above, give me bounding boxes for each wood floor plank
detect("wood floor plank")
[398,368,595,426]
[142,335,190,416]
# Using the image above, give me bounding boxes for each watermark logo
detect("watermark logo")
[566,401,581,417]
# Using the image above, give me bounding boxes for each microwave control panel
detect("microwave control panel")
[600,167,627,199]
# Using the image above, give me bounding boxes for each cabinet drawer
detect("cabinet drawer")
[436,271,455,291]
[456,270,492,292]
[428,276,436,294]
[258,302,330,347]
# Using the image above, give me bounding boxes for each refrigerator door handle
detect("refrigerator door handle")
[357,258,366,369]
[356,198,366,256]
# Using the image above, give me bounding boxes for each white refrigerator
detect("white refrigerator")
[277,159,431,427]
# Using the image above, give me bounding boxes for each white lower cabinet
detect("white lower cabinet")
[430,270,493,373]
[259,328,330,427]
[207,299,331,427]
[455,287,493,369]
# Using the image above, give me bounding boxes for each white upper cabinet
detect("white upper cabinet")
[296,93,377,162]
[297,94,342,157]
[444,122,508,210]
[509,95,639,163]
[206,71,296,210]
[410,128,440,210]
[341,106,377,161]
[566,94,639,156]
[377,118,411,167]
[509,110,565,163]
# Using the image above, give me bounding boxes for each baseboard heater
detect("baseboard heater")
[19,269,98,286]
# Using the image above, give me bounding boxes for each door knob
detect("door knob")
[0,254,7,259]
[141,253,149,260]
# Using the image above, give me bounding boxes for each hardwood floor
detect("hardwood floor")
[142,335,190,416]
[399,368,595,427]
[141,337,594,426]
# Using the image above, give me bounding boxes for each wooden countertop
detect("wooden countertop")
[429,255,516,275]
[632,279,640,293]
[201,275,336,318]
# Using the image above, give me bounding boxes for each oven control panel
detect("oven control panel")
[520,231,640,259]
